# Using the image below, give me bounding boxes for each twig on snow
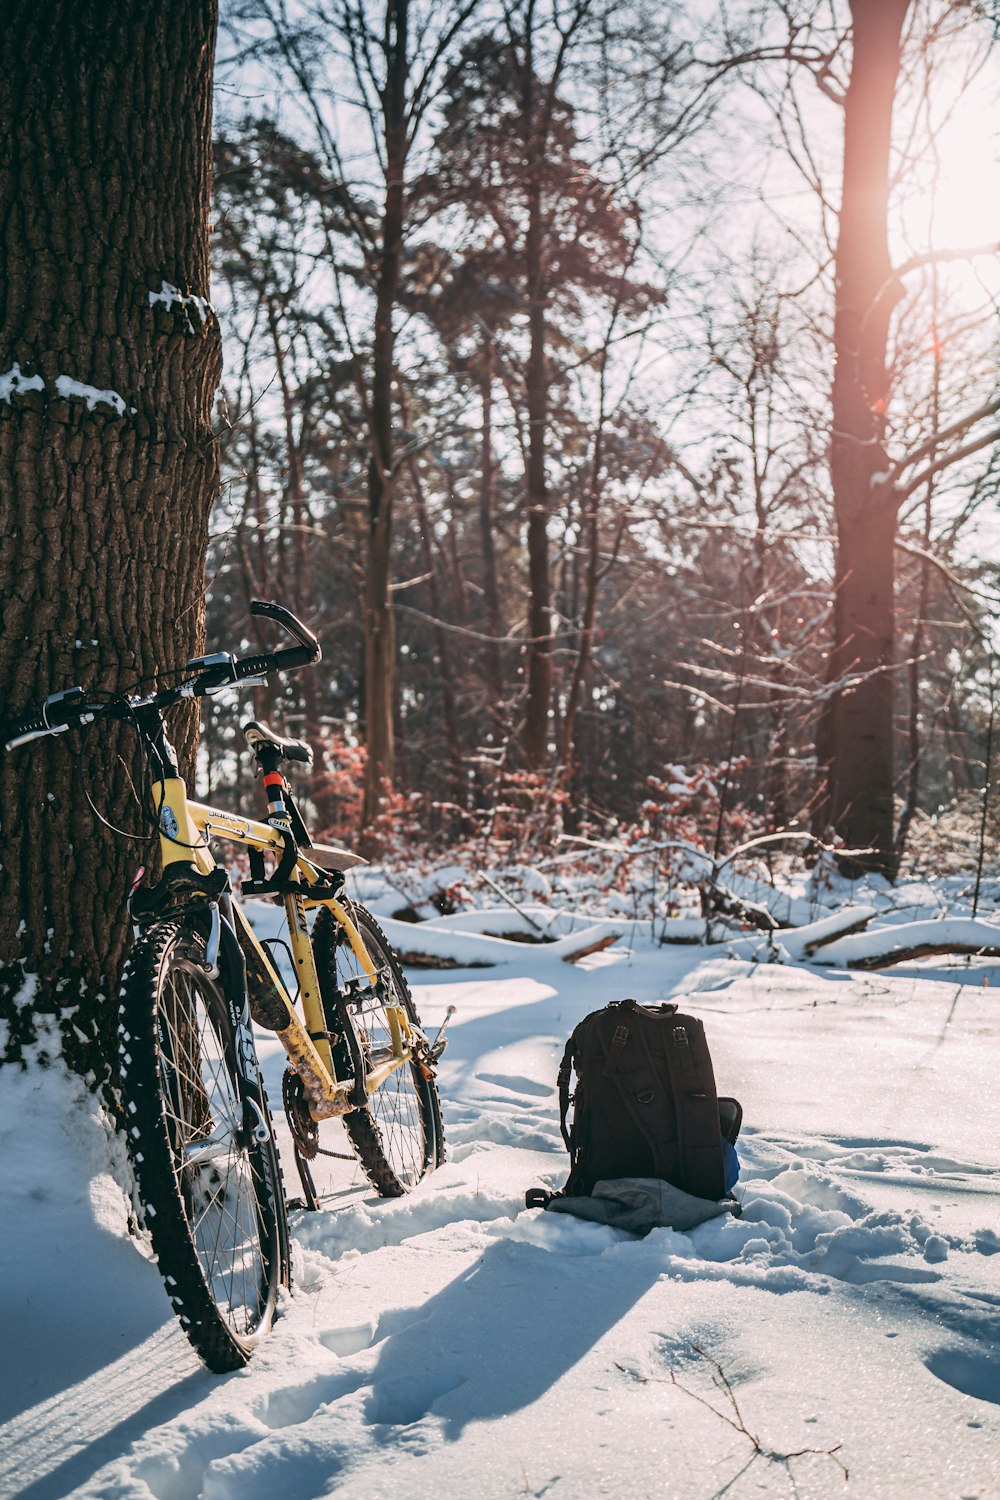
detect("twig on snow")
[615,1345,848,1495]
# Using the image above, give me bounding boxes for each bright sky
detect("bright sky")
[893,22,1000,309]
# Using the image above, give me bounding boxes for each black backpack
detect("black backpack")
[530,998,742,1206]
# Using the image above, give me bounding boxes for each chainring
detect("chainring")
[282,1067,319,1160]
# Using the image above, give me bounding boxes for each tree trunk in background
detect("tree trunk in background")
[559,437,603,771]
[407,450,463,794]
[360,0,408,838]
[0,1,221,1083]
[477,343,506,727]
[521,76,553,770]
[824,0,911,875]
[267,297,325,818]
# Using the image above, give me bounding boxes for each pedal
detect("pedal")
[429,1005,456,1062]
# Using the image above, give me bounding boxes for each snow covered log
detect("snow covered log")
[811,917,1000,970]
[416,905,613,941]
[658,918,706,945]
[778,905,878,961]
[377,914,625,968]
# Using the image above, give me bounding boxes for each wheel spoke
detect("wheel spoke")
[307,906,439,1194]
[155,954,270,1333]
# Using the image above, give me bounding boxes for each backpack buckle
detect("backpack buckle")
[602,1023,630,1076]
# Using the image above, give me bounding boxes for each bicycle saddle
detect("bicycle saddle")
[242,720,314,765]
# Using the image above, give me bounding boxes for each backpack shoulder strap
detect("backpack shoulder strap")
[660,1012,726,1201]
[556,1035,575,1150]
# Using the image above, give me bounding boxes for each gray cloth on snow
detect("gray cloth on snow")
[545,1177,737,1236]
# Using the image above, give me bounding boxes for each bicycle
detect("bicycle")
[4,601,448,1372]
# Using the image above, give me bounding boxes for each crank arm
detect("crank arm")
[429,1005,456,1063]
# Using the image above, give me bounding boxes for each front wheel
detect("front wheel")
[118,921,290,1372]
[297,904,445,1200]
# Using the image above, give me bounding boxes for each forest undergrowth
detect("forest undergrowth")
[310,756,1000,939]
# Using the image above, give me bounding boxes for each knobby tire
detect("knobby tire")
[118,921,290,1372]
[303,904,445,1199]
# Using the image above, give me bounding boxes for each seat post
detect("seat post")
[255,743,288,820]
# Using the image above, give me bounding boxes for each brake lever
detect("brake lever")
[5,688,94,750]
[249,599,320,660]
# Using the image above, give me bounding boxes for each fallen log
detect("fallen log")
[376,914,625,969]
[812,916,1000,971]
[803,912,877,954]
[846,941,1000,972]
[561,932,619,963]
[778,905,878,961]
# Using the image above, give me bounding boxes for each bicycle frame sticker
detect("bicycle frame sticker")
[232,993,258,1084]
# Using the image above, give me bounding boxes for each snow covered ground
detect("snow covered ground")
[2,902,1000,1500]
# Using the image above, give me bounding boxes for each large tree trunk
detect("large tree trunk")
[825,0,911,875]
[361,0,408,836]
[0,1,221,1082]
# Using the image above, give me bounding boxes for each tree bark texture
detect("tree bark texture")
[559,428,602,771]
[0,2,221,1079]
[825,0,911,874]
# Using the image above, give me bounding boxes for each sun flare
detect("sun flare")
[898,61,1000,302]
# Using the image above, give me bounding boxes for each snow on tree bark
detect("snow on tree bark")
[0,1,222,1081]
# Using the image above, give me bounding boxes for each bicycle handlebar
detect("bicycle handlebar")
[3,688,95,750]
[2,600,321,752]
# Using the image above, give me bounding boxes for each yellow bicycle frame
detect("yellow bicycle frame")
[153,776,415,1121]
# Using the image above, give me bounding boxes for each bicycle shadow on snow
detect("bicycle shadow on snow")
[0,1195,207,1499]
[347,1227,673,1439]
[1,1322,206,1500]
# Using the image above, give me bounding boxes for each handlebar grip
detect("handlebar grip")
[273,644,316,671]
[4,714,49,750]
[4,687,89,750]
[234,654,275,681]
[232,643,314,683]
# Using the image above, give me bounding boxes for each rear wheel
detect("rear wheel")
[118,921,289,1371]
[292,904,444,1201]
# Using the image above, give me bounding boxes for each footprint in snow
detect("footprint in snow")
[446,1115,561,1152]
[366,1371,467,1428]
[475,1071,553,1097]
[926,1347,1000,1405]
[819,1136,997,1180]
[319,1320,378,1357]
[256,1369,369,1430]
